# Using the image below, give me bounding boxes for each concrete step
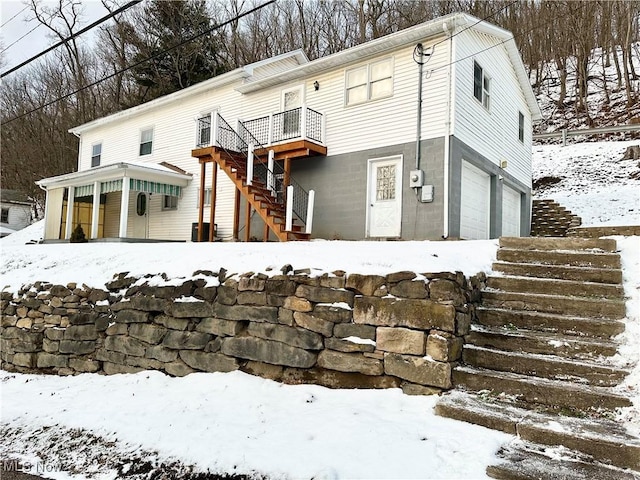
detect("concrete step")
[452,366,632,412]
[476,307,626,338]
[481,291,626,319]
[467,324,619,358]
[462,344,629,387]
[436,392,640,472]
[487,443,640,480]
[496,248,621,269]
[486,275,624,299]
[492,261,623,284]
[499,236,617,252]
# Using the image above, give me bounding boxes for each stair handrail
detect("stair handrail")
[237,118,311,224]
[212,113,281,213]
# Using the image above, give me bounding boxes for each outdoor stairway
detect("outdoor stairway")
[434,236,639,479]
[531,199,582,237]
[194,147,310,242]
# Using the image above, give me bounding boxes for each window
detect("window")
[518,111,525,142]
[163,195,178,210]
[473,61,490,110]
[346,58,393,106]
[1,208,8,223]
[198,188,213,207]
[139,127,154,156]
[91,143,102,167]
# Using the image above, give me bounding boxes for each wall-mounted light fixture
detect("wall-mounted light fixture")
[313,80,319,91]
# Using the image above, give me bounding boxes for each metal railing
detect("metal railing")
[240,105,324,147]
[196,112,313,229]
[533,124,640,146]
[237,119,311,224]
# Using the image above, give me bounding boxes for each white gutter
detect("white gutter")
[443,24,454,240]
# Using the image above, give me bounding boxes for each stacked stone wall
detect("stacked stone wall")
[0,269,485,394]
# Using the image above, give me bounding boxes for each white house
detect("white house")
[0,190,33,238]
[37,12,541,243]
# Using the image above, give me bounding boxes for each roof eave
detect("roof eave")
[36,163,192,189]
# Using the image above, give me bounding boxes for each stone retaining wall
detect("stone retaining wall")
[0,269,485,395]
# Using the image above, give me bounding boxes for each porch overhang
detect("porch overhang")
[36,162,192,193]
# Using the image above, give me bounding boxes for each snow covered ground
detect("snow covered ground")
[1,140,639,479]
[533,140,640,226]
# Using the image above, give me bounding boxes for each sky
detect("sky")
[0,0,111,72]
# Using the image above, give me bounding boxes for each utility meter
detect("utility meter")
[409,169,424,188]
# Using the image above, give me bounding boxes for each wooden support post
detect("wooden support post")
[263,222,269,242]
[233,187,240,241]
[198,161,206,242]
[244,199,251,242]
[283,156,291,206]
[208,163,217,241]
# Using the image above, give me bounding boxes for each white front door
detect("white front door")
[502,184,521,237]
[367,156,403,238]
[460,161,490,239]
[131,192,148,238]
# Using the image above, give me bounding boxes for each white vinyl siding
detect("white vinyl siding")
[452,30,532,187]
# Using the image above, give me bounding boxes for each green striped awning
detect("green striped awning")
[129,178,181,196]
[101,179,123,193]
[74,184,93,197]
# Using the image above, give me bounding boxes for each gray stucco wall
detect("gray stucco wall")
[448,136,532,238]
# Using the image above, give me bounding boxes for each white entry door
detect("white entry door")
[502,184,521,237]
[367,156,403,238]
[131,192,148,238]
[460,161,490,239]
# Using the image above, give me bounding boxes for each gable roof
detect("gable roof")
[69,12,540,134]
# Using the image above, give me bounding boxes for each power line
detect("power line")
[2,0,277,126]
[1,5,29,28]
[1,1,143,79]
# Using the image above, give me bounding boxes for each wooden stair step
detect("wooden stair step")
[467,324,619,358]
[476,307,626,338]
[461,344,629,387]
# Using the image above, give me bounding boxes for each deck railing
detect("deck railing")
[196,112,314,231]
[240,105,324,147]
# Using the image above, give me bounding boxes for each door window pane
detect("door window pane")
[376,165,396,201]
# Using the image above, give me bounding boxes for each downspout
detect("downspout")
[415,43,424,170]
[442,22,453,239]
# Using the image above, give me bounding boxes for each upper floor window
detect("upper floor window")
[473,61,490,110]
[1,208,8,223]
[518,111,525,143]
[91,142,102,167]
[140,127,154,156]
[346,58,393,106]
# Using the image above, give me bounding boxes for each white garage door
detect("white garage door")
[460,161,490,239]
[502,185,521,237]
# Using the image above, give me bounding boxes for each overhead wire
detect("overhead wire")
[2,0,277,126]
[1,5,30,28]
[1,0,143,79]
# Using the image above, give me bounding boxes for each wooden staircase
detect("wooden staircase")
[435,237,639,479]
[193,146,310,242]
